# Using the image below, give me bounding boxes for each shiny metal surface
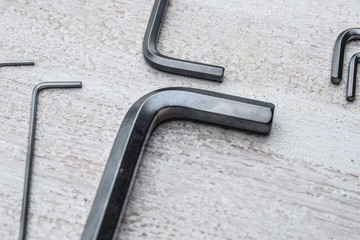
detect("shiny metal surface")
[346,52,360,101]
[331,28,360,84]
[19,81,82,240]
[81,87,275,240]
[143,0,225,82]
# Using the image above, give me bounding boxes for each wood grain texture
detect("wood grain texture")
[0,0,360,239]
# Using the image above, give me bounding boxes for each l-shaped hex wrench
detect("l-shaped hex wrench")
[143,0,225,82]
[19,81,82,240]
[81,87,275,240]
[331,28,360,84]
[346,52,360,101]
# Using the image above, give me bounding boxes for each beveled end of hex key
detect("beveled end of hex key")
[143,0,225,82]
[331,28,360,85]
[81,87,275,240]
[346,52,360,102]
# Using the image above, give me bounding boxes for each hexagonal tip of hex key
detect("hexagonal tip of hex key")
[143,0,225,82]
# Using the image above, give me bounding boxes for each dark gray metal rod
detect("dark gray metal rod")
[0,60,34,67]
[143,0,225,82]
[331,28,360,84]
[347,52,360,101]
[19,81,82,240]
[81,87,275,240]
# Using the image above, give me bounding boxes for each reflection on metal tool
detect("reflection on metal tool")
[19,81,82,240]
[143,0,224,81]
[82,87,275,240]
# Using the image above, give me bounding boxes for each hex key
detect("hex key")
[346,52,360,101]
[143,0,225,82]
[81,87,275,240]
[19,81,82,240]
[331,28,360,84]
[0,60,34,67]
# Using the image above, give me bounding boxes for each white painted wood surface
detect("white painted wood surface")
[1,0,360,239]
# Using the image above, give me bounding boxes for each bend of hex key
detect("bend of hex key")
[0,60,34,67]
[346,52,360,101]
[81,87,275,240]
[143,0,225,82]
[19,81,82,240]
[331,28,360,84]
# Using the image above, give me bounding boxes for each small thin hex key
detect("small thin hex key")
[331,28,360,84]
[0,60,34,67]
[143,0,225,82]
[347,52,360,101]
[19,81,82,240]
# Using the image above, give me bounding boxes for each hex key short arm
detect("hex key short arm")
[346,52,360,101]
[143,0,225,82]
[81,87,275,240]
[19,81,82,240]
[331,28,360,84]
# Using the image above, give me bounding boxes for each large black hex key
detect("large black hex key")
[81,87,275,240]
[143,0,225,81]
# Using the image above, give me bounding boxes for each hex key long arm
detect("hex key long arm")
[331,28,360,84]
[346,52,360,101]
[19,81,82,240]
[143,0,225,82]
[81,87,275,240]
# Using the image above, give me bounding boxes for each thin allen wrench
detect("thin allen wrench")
[143,0,225,81]
[0,60,34,67]
[331,28,360,84]
[346,52,360,101]
[19,81,82,240]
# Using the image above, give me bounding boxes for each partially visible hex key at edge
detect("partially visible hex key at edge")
[143,0,225,82]
[19,81,82,240]
[0,60,34,67]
